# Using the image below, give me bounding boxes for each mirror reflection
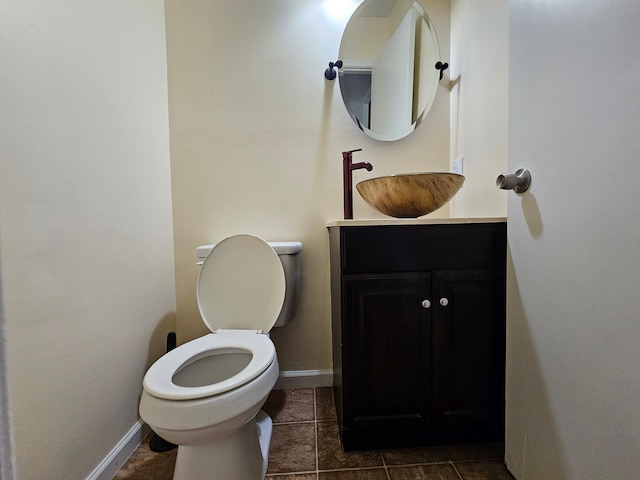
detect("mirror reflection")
[339,0,441,141]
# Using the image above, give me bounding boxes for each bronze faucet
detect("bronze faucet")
[342,149,373,219]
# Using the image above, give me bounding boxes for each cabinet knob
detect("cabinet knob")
[421,299,431,309]
[439,298,449,307]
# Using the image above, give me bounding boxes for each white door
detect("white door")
[369,8,416,140]
[505,1,640,479]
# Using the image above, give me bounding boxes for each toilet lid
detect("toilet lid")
[197,234,286,332]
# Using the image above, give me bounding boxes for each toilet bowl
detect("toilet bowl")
[139,234,302,480]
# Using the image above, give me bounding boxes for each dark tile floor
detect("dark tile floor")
[114,387,514,480]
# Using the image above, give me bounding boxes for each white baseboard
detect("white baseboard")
[274,369,334,390]
[86,420,150,480]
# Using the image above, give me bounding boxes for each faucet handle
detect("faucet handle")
[342,148,363,158]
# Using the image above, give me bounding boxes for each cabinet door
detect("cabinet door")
[432,269,505,428]
[343,273,432,428]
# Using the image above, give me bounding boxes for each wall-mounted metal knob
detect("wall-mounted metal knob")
[324,60,343,80]
[421,299,431,309]
[439,298,449,307]
[496,168,531,193]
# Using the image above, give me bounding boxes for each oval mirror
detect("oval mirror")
[338,0,441,141]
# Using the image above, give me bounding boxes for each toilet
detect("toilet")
[139,234,302,480]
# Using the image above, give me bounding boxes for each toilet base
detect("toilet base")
[172,410,273,480]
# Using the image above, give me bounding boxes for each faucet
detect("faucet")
[342,149,373,219]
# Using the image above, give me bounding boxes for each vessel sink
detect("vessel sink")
[356,172,465,218]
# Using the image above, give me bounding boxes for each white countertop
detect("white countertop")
[327,217,506,227]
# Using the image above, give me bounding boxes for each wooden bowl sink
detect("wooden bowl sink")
[356,173,465,218]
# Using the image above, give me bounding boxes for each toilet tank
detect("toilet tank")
[195,241,302,327]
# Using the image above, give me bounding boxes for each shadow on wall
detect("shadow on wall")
[146,313,178,371]
[505,247,567,479]
[520,192,543,238]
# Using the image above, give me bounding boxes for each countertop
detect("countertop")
[326,217,506,227]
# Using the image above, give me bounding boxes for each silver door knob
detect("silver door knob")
[421,299,431,309]
[496,168,531,193]
[439,298,449,307]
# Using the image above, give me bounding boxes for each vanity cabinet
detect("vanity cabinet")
[329,222,507,451]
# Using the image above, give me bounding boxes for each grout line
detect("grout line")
[313,387,320,478]
[390,460,459,467]
[318,466,394,473]
[380,449,391,480]
[269,465,396,477]
[266,470,318,477]
[271,420,316,426]
[451,461,465,480]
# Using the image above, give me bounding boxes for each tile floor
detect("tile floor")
[114,387,514,480]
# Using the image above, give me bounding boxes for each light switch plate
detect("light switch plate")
[451,157,464,175]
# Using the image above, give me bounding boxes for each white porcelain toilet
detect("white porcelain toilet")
[139,234,302,480]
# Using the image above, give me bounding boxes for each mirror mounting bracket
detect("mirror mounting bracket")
[435,61,449,81]
[324,60,343,81]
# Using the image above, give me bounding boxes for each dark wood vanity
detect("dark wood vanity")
[329,220,507,451]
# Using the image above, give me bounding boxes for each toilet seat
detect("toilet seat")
[143,235,285,401]
[143,332,276,400]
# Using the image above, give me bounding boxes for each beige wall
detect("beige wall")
[165,0,451,372]
[449,0,508,217]
[0,1,175,478]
